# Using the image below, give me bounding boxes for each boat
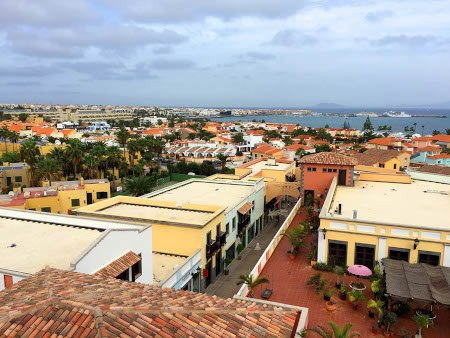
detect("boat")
[382,111,412,118]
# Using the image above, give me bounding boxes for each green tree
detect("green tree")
[65,139,84,178]
[216,153,228,173]
[295,148,306,158]
[0,126,10,151]
[18,113,28,122]
[232,132,244,144]
[363,117,374,131]
[283,136,293,146]
[82,154,100,179]
[19,139,41,185]
[106,146,123,190]
[314,144,332,153]
[0,151,21,163]
[124,175,157,196]
[311,322,360,338]
[116,126,130,159]
[35,156,62,185]
[8,131,20,152]
[236,274,269,297]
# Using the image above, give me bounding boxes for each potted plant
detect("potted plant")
[367,299,384,319]
[307,243,318,267]
[348,290,365,310]
[372,323,380,335]
[307,272,322,289]
[339,284,347,301]
[236,273,269,298]
[334,266,344,289]
[349,281,366,292]
[282,225,307,259]
[412,313,431,338]
[236,244,244,260]
[312,321,361,337]
[323,287,335,301]
[325,299,336,312]
[381,311,397,337]
[224,257,232,275]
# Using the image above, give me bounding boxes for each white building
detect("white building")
[0,208,152,290]
[143,179,266,261]
[140,116,168,126]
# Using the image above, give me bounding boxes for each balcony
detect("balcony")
[218,232,226,246]
[238,215,250,234]
[206,240,219,258]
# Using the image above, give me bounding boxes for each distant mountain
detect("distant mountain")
[310,102,347,109]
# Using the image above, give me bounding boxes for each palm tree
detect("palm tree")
[116,126,130,159]
[236,274,269,297]
[35,156,62,185]
[19,139,41,185]
[124,175,157,196]
[282,225,307,254]
[311,322,360,338]
[106,146,123,191]
[91,142,109,178]
[8,131,19,152]
[216,153,228,173]
[127,139,140,175]
[82,154,100,179]
[49,147,67,177]
[0,126,10,151]
[65,139,84,178]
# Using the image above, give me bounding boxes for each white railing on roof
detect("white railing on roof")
[236,197,302,297]
[160,249,202,289]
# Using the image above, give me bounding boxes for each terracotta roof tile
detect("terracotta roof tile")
[0,268,300,337]
[353,149,406,166]
[95,251,141,278]
[298,152,357,165]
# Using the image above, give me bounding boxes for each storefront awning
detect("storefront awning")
[382,258,450,306]
[238,202,253,215]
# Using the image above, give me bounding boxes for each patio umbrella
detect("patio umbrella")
[348,264,372,277]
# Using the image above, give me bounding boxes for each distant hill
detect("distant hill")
[310,102,347,109]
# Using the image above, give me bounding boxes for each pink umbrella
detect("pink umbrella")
[348,264,372,277]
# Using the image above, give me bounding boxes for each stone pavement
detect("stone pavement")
[205,216,288,298]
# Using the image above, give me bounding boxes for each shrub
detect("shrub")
[314,262,335,272]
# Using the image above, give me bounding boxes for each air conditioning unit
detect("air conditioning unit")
[24,191,30,198]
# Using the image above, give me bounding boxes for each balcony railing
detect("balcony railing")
[206,240,219,258]
[218,232,226,246]
[238,216,250,234]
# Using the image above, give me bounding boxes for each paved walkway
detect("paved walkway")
[205,214,290,298]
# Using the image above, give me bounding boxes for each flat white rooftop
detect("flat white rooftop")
[0,217,103,275]
[97,203,214,226]
[327,180,450,230]
[246,160,292,175]
[145,180,256,213]
[152,252,187,285]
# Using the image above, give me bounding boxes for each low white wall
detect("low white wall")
[160,249,202,289]
[236,197,302,297]
[408,171,450,184]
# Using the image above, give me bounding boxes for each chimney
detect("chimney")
[353,209,358,219]
[337,203,342,215]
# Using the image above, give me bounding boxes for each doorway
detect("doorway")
[87,193,93,205]
[354,244,375,269]
[338,169,347,186]
[215,252,222,277]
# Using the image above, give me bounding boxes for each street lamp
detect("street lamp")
[413,238,420,250]
[322,228,327,240]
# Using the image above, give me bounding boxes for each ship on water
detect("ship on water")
[382,110,412,118]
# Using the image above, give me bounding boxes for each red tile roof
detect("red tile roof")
[0,268,300,337]
[368,137,401,146]
[298,152,357,166]
[353,149,406,166]
[428,153,450,159]
[433,134,450,143]
[284,144,313,152]
[415,164,450,176]
[95,251,141,278]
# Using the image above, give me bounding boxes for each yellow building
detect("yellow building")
[0,162,30,192]
[354,148,410,171]
[74,195,226,290]
[0,178,111,214]
[317,177,450,268]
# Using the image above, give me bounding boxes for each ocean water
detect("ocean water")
[212,108,450,135]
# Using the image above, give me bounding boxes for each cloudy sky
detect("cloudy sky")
[1,0,449,107]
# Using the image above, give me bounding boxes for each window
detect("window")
[71,199,80,207]
[3,275,13,289]
[28,208,36,211]
[232,217,236,231]
[226,222,230,234]
[393,164,397,170]
[132,254,142,281]
[388,248,410,262]
[322,168,327,173]
[332,169,337,173]
[96,191,108,199]
[216,224,221,238]
[41,207,51,212]
[418,251,440,266]
[328,241,347,267]
[307,167,317,172]
[206,231,212,245]
[379,164,385,168]
[354,244,375,269]
[15,176,22,183]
